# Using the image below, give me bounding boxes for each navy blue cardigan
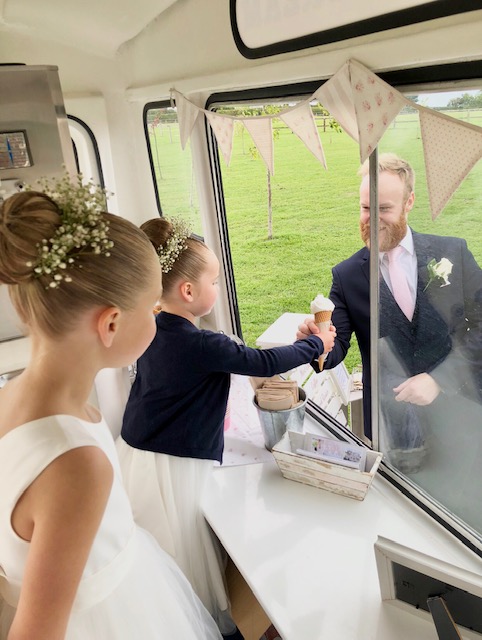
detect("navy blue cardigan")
[121,312,325,463]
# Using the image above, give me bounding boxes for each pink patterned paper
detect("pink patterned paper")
[222,374,273,466]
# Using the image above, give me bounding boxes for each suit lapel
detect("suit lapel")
[412,231,453,328]
[413,232,433,294]
[360,248,370,283]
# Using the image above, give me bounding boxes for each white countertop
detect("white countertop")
[203,427,482,640]
[256,313,308,348]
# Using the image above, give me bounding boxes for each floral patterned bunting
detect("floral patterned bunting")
[314,61,359,143]
[172,59,482,219]
[419,106,482,219]
[349,59,408,163]
[279,102,327,169]
[171,90,200,150]
[205,111,234,166]
[242,117,274,175]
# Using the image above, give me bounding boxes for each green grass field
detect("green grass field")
[149,110,482,372]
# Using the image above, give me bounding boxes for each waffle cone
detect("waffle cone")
[314,310,332,325]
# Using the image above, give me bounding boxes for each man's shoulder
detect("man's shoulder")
[412,230,466,252]
[334,246,368,272]
[412,230,468,257]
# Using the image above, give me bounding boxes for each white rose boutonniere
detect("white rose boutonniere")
[423,257,453,292]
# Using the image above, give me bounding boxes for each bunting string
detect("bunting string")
[170,59,482,220]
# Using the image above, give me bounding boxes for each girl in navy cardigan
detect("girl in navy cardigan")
[117,218,335,640]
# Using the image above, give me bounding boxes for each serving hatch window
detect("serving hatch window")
[209,83,482,551]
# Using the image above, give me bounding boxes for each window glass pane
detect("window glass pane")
[376,89,482,537]
[219,101,359,354]
[215,87,482,542]
[146,106,202,234]
[218,98,363,431]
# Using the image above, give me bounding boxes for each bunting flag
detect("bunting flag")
[205,111,234,166]
[242,117,274,175]
[172,90,200,150]
[314,61,359,143]
[172,58,482,219]
[279,101,327,168]
[349,59,408,163]
[419,106,482,219]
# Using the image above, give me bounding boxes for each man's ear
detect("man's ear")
[405,191,415,214]
[179,281,194,302]
[97,306,121,348]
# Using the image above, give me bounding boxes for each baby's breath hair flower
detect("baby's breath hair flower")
[157,218,191,273]
[25,173,114,289]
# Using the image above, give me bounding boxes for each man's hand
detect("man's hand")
[393,373,441,405]
[297,316,336,355]
[296,316,320,340]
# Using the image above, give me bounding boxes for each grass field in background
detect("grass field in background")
[149,110,482,372]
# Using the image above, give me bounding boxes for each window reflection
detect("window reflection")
[377,90,482,535]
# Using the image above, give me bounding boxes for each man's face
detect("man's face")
[359,171,414,252]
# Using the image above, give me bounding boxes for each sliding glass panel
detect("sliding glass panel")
[216,97,363,430]
[376,89,482,537]
[212,86,482,545]
[218,101,359,352]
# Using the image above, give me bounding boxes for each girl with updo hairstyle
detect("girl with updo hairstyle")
[0,186,223,640]
[139,217,208,303]
[0,190,158,337]
[117,217,336,640]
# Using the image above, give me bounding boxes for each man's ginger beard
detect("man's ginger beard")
[360,216,407,253]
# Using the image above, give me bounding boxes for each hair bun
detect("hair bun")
[0,191,60,285]
[140,217,173,251]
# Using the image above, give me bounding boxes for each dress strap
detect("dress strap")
[0,417,102,528]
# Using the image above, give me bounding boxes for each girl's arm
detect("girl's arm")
[200,331,334,377]
[8,446,113,640]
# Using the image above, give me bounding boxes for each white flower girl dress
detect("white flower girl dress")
[0,415,222,639]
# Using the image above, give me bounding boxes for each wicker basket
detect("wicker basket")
[272,431,383,501]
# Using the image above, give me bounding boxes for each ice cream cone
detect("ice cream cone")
[310,295,335,371]
[314,310,332,327]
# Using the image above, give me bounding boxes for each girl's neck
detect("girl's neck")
[0,333,102,434]
[161,302,197,325]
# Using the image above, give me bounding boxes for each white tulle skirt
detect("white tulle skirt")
[116,440,236,635]
[0,527,222,639]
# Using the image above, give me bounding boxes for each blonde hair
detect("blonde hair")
[141,217,208,297]
[358,153,415,201]
[0,191,159,337]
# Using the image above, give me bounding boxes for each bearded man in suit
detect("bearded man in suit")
[298,154,482,506]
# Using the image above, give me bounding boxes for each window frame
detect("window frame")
[67,115,105,188]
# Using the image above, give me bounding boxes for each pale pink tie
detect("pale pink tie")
[387,246,414,321]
